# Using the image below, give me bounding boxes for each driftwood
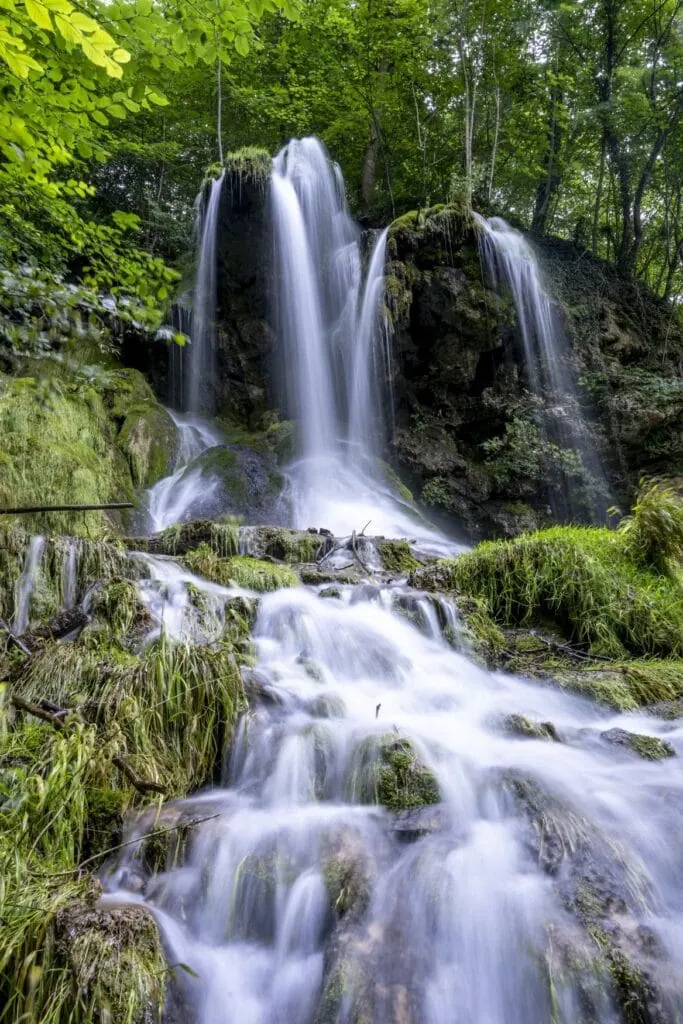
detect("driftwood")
[0,502,134,515]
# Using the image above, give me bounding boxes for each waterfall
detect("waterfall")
[13,535,45,634]
[61,538,79,609]
[145,410,223,533]
[475,215,606,518]
[272,138,454,551]
[184,172,225,415]
[104,570,683,1023]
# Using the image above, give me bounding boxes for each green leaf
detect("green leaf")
[235,34,249,56]
[146,90,168,106]
[106,103,126,117]
[112,47,130,62]
[25,0,52,31]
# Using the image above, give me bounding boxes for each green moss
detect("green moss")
[601,727,675,760]
[222,146,272,186]
[239,526,328,563]
[503,714,559,741]
[346,733,440,812]
[378,540,419,574]
[0,374,134,538]
[88,578,151,644]
[83,787,127,858]
[182,545,298,592]
[416,526,683,659]
[117,403,177,487]
[551,660,683,710]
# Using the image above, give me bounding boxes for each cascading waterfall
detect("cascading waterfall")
[145,410,223,533]
[272,139,452,551]
[13,534,45,634]
[475,214,606,517]
[103,564,683,1024]
[173,172,225,415]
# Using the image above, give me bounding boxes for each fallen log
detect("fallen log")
[19,608,89,650]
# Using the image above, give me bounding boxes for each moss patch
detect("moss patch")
[118,403,177,487]
[600,727,675,760]
[347,733,440,812]
[182,545,298,592]
[378,540,419,573]
[413,526,683,659]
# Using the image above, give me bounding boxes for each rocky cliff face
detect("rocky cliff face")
[147,164,682,540]
[385,208,683,537]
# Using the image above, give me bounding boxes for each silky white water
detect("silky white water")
[13,534,45,634]
[475,214,606,518]
[185,172,225,414]
[272,138,458,550]
[103,564,683,1023]
[145,411,223,533]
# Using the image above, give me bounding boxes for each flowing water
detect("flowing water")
[272,138,455,549]
[145,412,223,533]
[185,172,225,414]
[103,564,683,1023]
[13,534,45,634]
[475,214,606,518]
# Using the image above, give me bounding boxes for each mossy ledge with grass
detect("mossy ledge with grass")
[0,526,249,1023]
[413,481,683,709]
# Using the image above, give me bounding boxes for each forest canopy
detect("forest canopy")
[1,0,682,317]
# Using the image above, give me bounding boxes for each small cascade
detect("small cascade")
[13,535,45,634]
[145,411,223,533]
[272,138,459,551]
[475,215,606,518]
[61,538,79,609]
[104,570,683,1024]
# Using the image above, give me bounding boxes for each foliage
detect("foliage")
[613,478,683,575]
[417,525,683,659]
[182,545,299,592]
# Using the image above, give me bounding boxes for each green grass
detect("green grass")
[419,526,683,659]
[182,545,299,592]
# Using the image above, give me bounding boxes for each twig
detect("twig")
[11,694,66,730]
[0,617,31,656]
[0,502,134,515]
[530,633,613,662]
[112,756,166,796]
[360,520,372,536]
[34,814,221,877]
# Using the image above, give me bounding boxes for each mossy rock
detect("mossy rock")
[117,403,178,487]
[600,727,675,761]
[0,373,135,538]
[323,829,373,921]
[182,545,298,592]
[89,577,153,643]
[346,733,440,812]
[502,714,559,742]
[412,526,683,660]
[239,525,331,563]
[55,890,166,1023]
[378,540,419,574]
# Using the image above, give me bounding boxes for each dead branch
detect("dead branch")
[112,756,166,796]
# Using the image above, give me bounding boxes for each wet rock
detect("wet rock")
[347,733,440,812]
[54,883,166,1023]
[118,402,178,488]
[503,713,560,742]
[391,804,444,841]
[600,728,676,761]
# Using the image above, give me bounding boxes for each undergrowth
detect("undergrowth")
[415,525,683,659]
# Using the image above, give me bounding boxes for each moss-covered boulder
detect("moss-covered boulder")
[503,714,559,742]
[346,733,440,812]
[118,403,177,487]
[378,539,420,573]
[55,890,166,1023]
[600,727,675,761]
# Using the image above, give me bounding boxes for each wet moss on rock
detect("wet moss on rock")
[378,540,420,574]
[600,728,675,761]
[117,403,178,488]
[347,733,440,812]
[503,714,559,742]
[182,545,299,592]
